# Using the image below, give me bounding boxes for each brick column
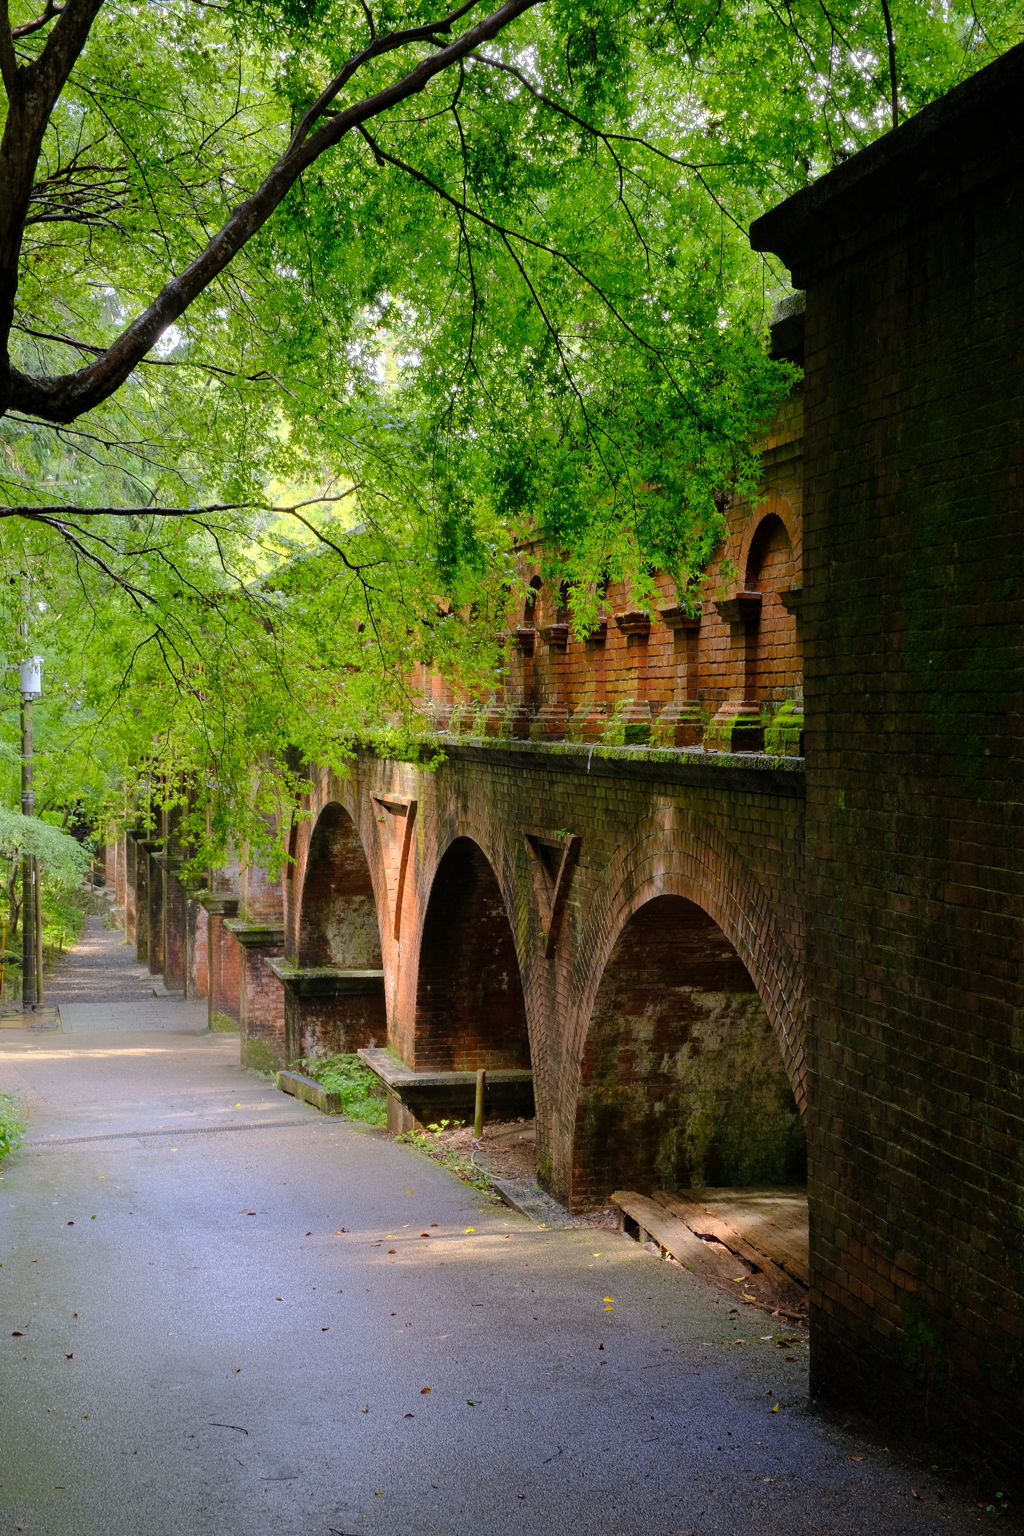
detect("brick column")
[225,919,287,1072]
[134,838,161,964]
[653,605,704,746]
[202,897,240,1031]
[156,854,186,993]
[124,832,139,945]
[269,963,386,1067]
[146,841,165,976]
[705,592,765,751]
[184,891,209,1001]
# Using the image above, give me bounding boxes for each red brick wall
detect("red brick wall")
[752,41,1024,1480]
[290,746,805,1209]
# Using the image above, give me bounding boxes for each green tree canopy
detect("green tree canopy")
[0,0,1020,860]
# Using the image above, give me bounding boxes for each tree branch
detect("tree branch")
[11,0,64,38]
[5,0,543,425]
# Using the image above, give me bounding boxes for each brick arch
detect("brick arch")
[569,806,805,1107]
[412,831,531,1073]
[737,493,801,587]
[298,800,382,969]
[292,773,390,923]
[559,806,806,1208]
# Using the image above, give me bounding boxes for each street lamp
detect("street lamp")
[19,656,43,1011]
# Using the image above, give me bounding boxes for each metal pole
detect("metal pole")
[20,693,36,1011]
[34,857,44,1005]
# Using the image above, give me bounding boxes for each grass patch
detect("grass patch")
[0,1091,25,1160]
[299,1053,388,1125]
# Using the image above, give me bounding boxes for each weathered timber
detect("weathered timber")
[610,1191,742,1283]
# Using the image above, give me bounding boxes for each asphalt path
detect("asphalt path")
[0,1018,1000,1535]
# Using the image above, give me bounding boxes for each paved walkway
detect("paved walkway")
[0,934,999,1534]
[43,913,158,1005]
[39,915,209,1034]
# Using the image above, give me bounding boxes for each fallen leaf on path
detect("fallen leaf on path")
[66,1353,73,1359]
[911,1489,923,1500]
[322,1327,330,1331]
[850,1456,864,1462]
[388,1249,396,1254]
[11,1331,23,1336]
[420,1387,431,1394]
[467,1400,476,1406]
[771,1404,779,1412]
[209,1423,248,1434]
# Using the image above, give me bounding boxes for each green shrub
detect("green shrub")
[0,1091,25,1160]
[299,1053,387,1125]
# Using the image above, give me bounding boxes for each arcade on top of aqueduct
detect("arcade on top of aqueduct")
[109,38,1024,1491]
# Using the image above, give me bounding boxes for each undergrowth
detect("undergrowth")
[299,1053,388,1125]
[0,1091,25,1160]
[395,1119,494,1194]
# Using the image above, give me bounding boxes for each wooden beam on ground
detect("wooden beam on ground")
[610,1191,743,1283]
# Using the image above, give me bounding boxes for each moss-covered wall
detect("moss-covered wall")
[572,894,804,1207]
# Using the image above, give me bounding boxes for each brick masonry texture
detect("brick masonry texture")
[752,38,1024,1480]
[283,747,806,1210]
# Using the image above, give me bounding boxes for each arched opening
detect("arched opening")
[745,512,799,704]
[287,803,385,1063]
[299,804,382,969]
[414,837,530,1073]
[572,894,805,1210]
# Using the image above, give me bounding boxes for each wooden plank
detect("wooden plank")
[652,1190,768,1270]
[610,1191,743,1283]
[665,1187,809,1287]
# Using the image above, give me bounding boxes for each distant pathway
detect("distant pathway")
[44,913,155,1004]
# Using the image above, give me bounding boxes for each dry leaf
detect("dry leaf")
[420,1387,431,1395]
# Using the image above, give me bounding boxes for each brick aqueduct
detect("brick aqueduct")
[108,47,1024,1482]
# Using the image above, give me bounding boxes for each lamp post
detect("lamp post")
[19,655,42,1011]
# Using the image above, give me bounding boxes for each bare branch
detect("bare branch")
[0,492,361,518]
